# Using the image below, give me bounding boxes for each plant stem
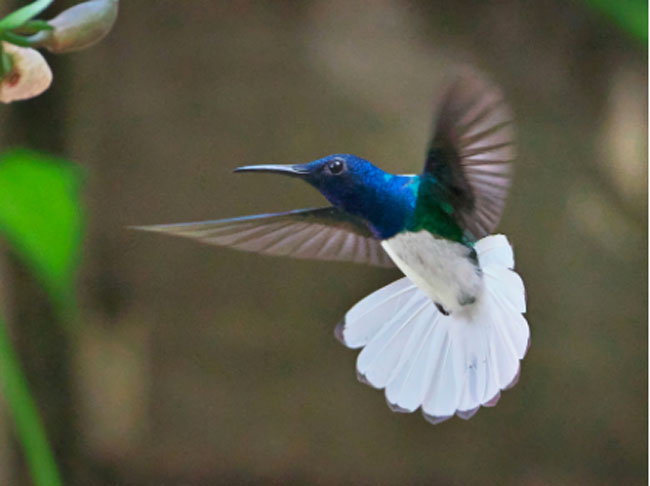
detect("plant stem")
[0,310,62,486]
[0,43,11,78]
[2,31,39,47]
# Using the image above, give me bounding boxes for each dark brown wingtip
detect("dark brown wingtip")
[456,406,480,420]
[127,224,169,233]
[386,398,412,414]
[483,391,501,407]
[334,318,346,345]
[356,369,375,388]
[422,411,453,425]
[505,366,521,390]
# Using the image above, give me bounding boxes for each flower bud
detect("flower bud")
[0,42,52,103]
[33,0,118,53]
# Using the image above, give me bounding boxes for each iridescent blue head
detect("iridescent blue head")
[235,154,418,239]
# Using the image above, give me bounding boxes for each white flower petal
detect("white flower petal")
[0,42,53,103]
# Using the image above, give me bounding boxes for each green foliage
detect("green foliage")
[0,149,84,486]
[583,0,648,42]
[0,0,55,67]
[2,31,37,47]
[19,19,54,34]
[0,0,54,32]
[0,149,83,314]
[0,311,62,486]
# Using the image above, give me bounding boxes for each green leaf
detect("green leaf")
[0,45,13,77]
[0,310,62,486]
[0,149,83,313]
[22,19,53,31]
[1,31,36,47]
[583,0,648,42]
[13,19,53,35]
[0,0,54,32]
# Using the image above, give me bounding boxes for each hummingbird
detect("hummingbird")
[136,70,529,425]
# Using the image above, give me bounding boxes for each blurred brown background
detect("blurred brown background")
[0,0,647,484]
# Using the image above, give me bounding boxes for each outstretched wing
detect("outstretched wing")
[424,69,515,240]
[134,207,394,268]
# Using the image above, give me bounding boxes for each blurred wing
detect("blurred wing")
[424,69,515,240]
[134,207,394,268]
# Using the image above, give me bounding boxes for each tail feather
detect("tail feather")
[385,312,442,412]
[485,295,521,390]
[337,278,418,349]
[337,234,529,424]
[485,266,526,313]
[475,234,515,268]
[356,296,431,388]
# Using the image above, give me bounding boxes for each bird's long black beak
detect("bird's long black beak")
[233,163,310,177]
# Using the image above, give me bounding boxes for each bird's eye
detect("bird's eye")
[328,159,345,175]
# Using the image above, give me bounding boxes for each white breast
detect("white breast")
[381,230,483,313]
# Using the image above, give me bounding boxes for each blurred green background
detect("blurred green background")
[0,1,647,485]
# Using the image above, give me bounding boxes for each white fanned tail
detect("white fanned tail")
[335,234,528,424]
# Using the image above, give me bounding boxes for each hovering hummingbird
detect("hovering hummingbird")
[136,70,529,424]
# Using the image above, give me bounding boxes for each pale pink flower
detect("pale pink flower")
[0,42,52,103]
